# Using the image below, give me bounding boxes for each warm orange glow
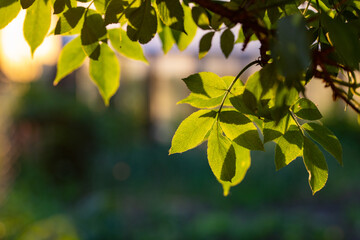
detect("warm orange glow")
[0,11,61,82]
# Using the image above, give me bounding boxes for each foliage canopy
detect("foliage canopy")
[1,0,360,195]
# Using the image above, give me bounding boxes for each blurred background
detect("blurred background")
[0,12,360,240]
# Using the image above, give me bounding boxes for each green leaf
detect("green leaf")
[182,72,227,98]
[302,122,343,165]
[275,125,303,170]
[55,7,85,35]
[303,137,328,195]
[156,0,184,32]
[94,0,109,13]
[292,98,322,120]
[322,13,360,70]
[207,122,236,182]
[20,0,35,9]
[54,37,86,85]
[220,143,250,196]
[158,21,175,54]
[178,94,224,108]
[89,44,120,106]
[172,4,197,51]
[53,0,66,14]
[170,110,216,154]
[81,11,107,60]
[108,28,148,64]
[23,0,52,56]
[199,31,214,59]
[263,113,293,143]
[0,0,21,29]
[219,109,263,151]
[191,6,210,30]
[220,29,234,58]
[127,0,157,44]
[104,0,126,25]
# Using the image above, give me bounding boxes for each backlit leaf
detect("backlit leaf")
[89,44,120,106]
[55,7,85,35]
[23,0,52,56]
[156,0,184,32]
[220,29,234,58]
[292,98,322,120]
[182,72,227,98]
[303,137,328,195]
[108,28,148,64]
[219,109,263,151]
[172,4,197,51]
[127,0,157,44]
[54,37,86,85]
[199,31,214,59]
[275,125,303,170]
[207,122,236,182]
[178,94,224,108]
[263,113,293,143]
[191,6,210,30]
[302,122,343,165]
[0,0,21,29]
[158,21,175,54]
[170,110,216,154]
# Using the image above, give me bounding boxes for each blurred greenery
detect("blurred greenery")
[0,82,359,239]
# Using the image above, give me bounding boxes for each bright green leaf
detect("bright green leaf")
[89,44,120,106]
[199,31,214,59]
[94,0,109,13]
[303,137,328,195]
[275,125,303,170]
[263,113,293,143]
[54,37,86,85]
[302,122,343,165]
[170,110,216,154]
[178,93,224,108]
[156,0,184,32]
[172,4,197,51]
[108,28,148,64]
[219,109,264,151]
[0,0,21,29]
[127,0,157,44]
[220,143,250,196]
[207,122,236,182]
[182,72,227,98]
[55,7,85,35]
[220,29,234,58]
[292,98,322,120]
[158,21,175,54]
[23,0,52,56]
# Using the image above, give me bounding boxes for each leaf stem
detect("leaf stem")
[289,110,305,136]
[217,59,260,115]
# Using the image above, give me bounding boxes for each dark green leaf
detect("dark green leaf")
[55,7,85,35]
[53,0,66,14]
[303,137,328,195]
[156,0,184,32]
[220,29,234,58]
[302,122,343,165]
[127,0,157,44]
[170,110,216,154]
[20,0,35,9]
[292,98,322,120]
[199,31,214,59]
[0,0,21,29]
[191,6,210,30]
